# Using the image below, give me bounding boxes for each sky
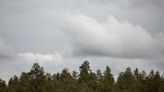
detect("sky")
[0,0,164,81]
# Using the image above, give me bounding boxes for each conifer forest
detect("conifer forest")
[0,61,164,92]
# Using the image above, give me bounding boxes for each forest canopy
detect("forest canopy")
[0,61,164,92]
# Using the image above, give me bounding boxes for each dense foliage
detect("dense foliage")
[0,61,164,92]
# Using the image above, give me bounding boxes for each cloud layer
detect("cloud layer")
[0,0,164,81]
[65,14,164,58]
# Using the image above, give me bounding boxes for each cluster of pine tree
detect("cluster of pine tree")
[0,61,164,92]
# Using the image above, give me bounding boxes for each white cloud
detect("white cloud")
[18,52,64,65]
[0,51,65,81]
[65,14,164,58]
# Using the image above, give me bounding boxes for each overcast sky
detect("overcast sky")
[0,0,164,81]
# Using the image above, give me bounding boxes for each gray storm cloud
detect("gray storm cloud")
[0,0,164,81]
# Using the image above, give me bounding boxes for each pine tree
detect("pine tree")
[19,72,31,92]
[28,63,46,92]
[116,67,137,92]
[78,61,92,92]
[147,70,162,92]
[79,61,91,84]
[100,66,114,92]
[159,74,164,92]
[8,75,21,92]
[0,79,8,92]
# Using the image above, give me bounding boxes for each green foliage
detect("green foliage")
[8,75,21,92]
[28,63,47,92]
[116,67,137,92]
[0,61,164,92]
[0,79,7,92]
[79,61,91,84]
[98,66,114,92]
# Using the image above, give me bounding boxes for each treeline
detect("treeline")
[0,61,164,92]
